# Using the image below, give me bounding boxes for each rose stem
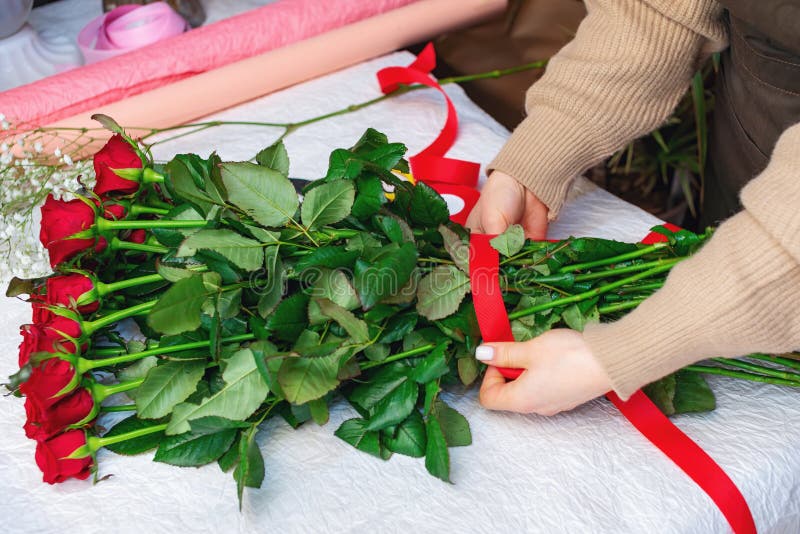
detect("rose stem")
[359,344,436,370]
[89,423,168,450]
[98,218,207,231]
[558,242,671,273]
[711,357,800,382]
[91,378,145,401]
[100,404,137,413]
[84,333,257,368]
[96,265,208,295]
[508,262,676,321]
[747,353,800,372]
[110,237,169,254]
[683,365,800,387]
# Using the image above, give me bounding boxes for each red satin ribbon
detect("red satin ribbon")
[376,43,480,224]
[468,231,756,534]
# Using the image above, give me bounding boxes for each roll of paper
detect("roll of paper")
[39,0,506,151]
[0,0,420,127]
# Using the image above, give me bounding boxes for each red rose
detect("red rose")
[39,195,106,268]
[93,134,143,196]
[19,316,82,366]
[24,388,96,441]
[129,229,146,244]
[20,358,79,411]
[35,429,93,484]
[44,274,99,314]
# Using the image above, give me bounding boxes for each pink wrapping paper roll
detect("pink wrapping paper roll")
[37,0,507,157]
[0,0,419,127]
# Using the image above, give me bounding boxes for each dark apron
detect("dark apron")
[702,1,800,226]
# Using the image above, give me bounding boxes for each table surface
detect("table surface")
[3,6,800,534]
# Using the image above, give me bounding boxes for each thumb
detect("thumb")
[475,339,537,369]
[480,208,512,235]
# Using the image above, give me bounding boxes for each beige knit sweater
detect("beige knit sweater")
[489,0,800,399]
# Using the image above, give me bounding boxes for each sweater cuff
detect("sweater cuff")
[583,211,800,399]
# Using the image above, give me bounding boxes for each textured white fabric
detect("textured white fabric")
[2,48,799,534]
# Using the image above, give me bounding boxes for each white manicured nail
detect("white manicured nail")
[475,345,494,361]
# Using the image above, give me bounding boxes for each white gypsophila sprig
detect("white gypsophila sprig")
[0,117,97,284]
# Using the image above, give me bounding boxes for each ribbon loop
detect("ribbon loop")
[376,43,480,222]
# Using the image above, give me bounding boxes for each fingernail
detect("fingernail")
[475,345,494,361]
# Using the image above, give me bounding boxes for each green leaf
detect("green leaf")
[294,246,359,272]
[165,156,214,216]
[351,174,386,219]
[91,113,125,135]
[315,298,370,343]
[166,349,269,434]
[257,246,284,318]
[218,432,242,472]
[103,416,165,455]
[673,371,716,414]
[365,377,418,431]
[234,425,265,509]
[266,293,309,342]
[278,353,340,405]
[325,148,364,180]
[433,400,471,447]
[354,242,417,309]
[561,303,599,333]
[308,398,329,425]
[335,418,382,458]
[394,182,450,227]
[383,410,426,458]
[424,417,451,482]
[221,162,298,227]
[457,356,480,386]
[156,262,199,283]
[154,428,238,466]
[178,229,264,272]
[188,416,250,434]
[490,224,525,257]
[439,225,469,272]
[147,275,208,335]
[416,265,470,320]
[409,343,449,383]
[375,215,404,243]
[308,269,359,324]
[348,365,406,409]
[301,180,355,229]
[135,360,206,419]
[255,140,290,176]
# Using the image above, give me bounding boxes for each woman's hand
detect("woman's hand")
[466,170,549,239]
[476,329,612,416]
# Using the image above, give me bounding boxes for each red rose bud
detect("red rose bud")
[45,274,99,314]
[39,195,107,268]
[129,229,147,244]
[99,201,127,221]
[24,388,96,441]
[92,134,143,196]
[31,298,53,323]
[20,358,80,411]
[35,429,93,484]
[19,315,82,366]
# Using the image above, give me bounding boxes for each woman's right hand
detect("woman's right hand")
[466,170,549,239]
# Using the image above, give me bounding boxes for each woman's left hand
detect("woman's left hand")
[476,329,613,416]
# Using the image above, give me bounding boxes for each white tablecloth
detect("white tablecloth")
[2,45,799,534]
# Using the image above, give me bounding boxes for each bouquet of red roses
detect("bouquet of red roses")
[8,116,800,505]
